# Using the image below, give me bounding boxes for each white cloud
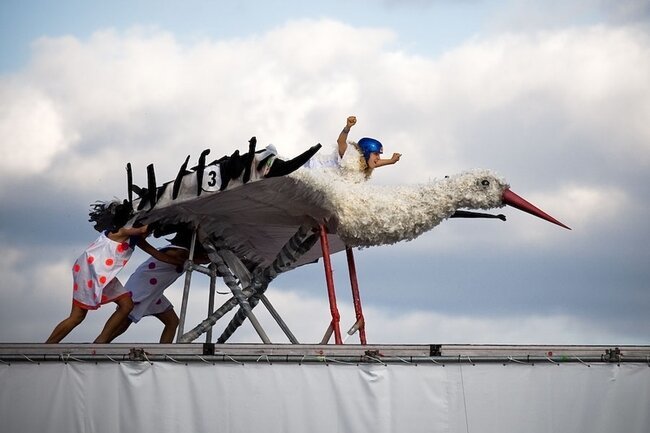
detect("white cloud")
[2,20,648,189]
[538,185,627,227]
[0,247,26,291]
[0,80,73,177]
[433,26,650,161]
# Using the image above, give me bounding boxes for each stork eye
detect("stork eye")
[481,180,490,187]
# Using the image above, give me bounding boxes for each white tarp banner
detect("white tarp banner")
[1,361,649,433]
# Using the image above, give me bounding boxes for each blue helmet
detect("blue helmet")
[357,137,383,161]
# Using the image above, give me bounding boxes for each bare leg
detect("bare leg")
[45,304,88,343]
[94,296,134,343]
[155,309,180,344]
[107,316,133,343]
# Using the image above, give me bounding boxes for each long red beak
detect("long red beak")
[502,189,571,230]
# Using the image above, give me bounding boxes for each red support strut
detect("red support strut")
[318,224,342,344]
[345,247,367,345]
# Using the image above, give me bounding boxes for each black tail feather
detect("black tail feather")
[266,143,322,178]
[242,136,257,184]
[126,163,133,206]
[195,149,211,196]
[172,155,191,200]
[146,164,157,208]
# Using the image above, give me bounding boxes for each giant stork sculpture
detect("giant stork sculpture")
[107,137,569,345]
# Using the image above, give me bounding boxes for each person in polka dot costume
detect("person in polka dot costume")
[46,202,184,343]
[108,230,208,343]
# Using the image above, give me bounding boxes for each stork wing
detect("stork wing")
[134,169,345,269]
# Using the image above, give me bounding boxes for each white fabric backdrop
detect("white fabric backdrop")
[1,361,648,433]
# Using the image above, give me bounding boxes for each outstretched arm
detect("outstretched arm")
[106,224,149,243]
[367,152,401,169]
[337,116,357,158]
[137,238,187,266]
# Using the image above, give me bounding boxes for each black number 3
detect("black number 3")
[207,170,217,187]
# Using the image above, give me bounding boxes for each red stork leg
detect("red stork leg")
[345,247,367,345]
[319,224,342,344]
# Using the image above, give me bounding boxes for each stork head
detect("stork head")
[453,170,570,230]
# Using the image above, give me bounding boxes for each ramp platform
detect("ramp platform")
[1,343,648,364]
[2,343,648,433]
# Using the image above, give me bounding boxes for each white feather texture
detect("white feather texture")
[290,168,509,247]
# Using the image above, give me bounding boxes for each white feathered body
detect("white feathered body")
[290,168,509,247]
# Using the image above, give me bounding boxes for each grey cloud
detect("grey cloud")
[595,0,650,24]
[488,0,650,32]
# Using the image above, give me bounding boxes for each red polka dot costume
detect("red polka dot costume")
[72,232,135,310]
[125,246,187,323]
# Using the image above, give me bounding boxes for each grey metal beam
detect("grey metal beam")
[2,344,648,363]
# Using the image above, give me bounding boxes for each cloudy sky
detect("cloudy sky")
[1,0,648,345]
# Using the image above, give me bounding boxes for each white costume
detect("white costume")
[303,143,368,183]
[72,232,135,310]
[303,145,342,170]
[125,246,187,323]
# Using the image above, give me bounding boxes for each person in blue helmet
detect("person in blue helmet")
[303,115,401,177]
[337,115,401,176]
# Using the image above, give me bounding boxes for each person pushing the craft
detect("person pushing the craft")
[45,201,185,344]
